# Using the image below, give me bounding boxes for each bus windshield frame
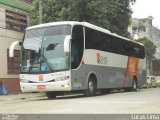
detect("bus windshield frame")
[21,25,71,74]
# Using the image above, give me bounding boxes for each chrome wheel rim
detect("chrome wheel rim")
[89,81,94,94]
[133,80,137,90]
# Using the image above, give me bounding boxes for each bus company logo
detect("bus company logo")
[96,53,108,65]
[39,74,43,81]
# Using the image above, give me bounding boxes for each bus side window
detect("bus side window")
[71,41,78,66]
[71,25,84,69]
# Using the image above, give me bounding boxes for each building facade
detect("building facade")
[0,0,32,92]
[129,16,160,76]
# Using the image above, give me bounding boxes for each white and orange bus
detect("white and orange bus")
[10,21,146,98]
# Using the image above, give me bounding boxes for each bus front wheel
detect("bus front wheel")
[84,75,97,97]
[46,92,56,99]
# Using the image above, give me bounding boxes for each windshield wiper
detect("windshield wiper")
[27,53,54,73]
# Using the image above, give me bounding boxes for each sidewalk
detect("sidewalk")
[0,92,45,101]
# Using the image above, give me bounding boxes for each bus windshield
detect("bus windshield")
[21,25,71,73]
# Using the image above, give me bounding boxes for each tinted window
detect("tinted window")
[85,27,145,59]
[71,25,84,69]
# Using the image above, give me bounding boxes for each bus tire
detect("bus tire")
[84,75,97,97]
[131,77,138,91]
[46,92,56,99]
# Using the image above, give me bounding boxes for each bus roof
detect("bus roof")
[26,21,144,46]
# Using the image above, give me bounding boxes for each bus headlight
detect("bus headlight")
[55,76,69,82]
[21,79,29,83]
[63,84,69,88]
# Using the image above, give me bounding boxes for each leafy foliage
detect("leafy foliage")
[30,0,135,37]
[137,37,156,60]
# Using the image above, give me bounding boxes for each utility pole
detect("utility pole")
[39,0,43,24]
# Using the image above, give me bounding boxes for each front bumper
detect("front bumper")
[20,79,71,92]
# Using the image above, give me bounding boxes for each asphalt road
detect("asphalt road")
[0,88,160,114]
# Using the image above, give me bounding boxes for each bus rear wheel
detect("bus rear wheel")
[131,77,138,91]
[84,76,97,97]
[46,92,56,99]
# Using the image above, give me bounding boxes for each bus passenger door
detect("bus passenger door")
[71,25,85,90]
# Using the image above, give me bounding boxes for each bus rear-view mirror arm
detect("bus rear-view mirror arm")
[64,35,71,52]
[9,41,21,57]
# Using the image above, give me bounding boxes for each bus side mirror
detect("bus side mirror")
[64,35,71,52]
[9,41,20,57]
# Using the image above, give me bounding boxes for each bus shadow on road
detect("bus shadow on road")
[26,89,144,101]
[26,93,86,101]
[97,88,143,96]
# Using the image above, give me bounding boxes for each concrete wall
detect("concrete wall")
[0,4,28,92]
[0,28,23,78]
[0,27,23,92]
[0,7,5,28]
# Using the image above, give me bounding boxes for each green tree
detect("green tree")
[30,0,135,37]
[137,37,156,60]
[30,0,68,24]
[137,37,156,75]
[106,0,134,37]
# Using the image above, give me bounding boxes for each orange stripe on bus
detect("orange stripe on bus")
[122,57,139,87]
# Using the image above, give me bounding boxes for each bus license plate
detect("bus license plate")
[37,85,45,90]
